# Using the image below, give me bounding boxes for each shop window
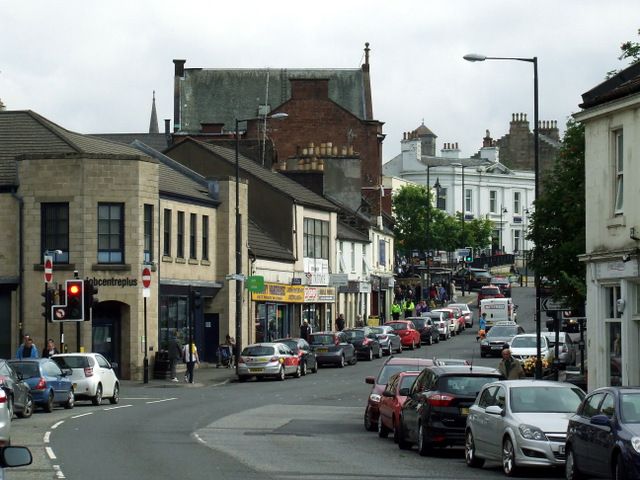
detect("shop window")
[42,202,70,263]
[98,203,124,263]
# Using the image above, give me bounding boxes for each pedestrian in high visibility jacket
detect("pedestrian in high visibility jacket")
[403,298,415,318]
[390,300,402,320]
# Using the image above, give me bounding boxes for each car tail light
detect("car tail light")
[334,336,340,345]
[362,338,371,345]
[379,335,388,340]
[238,357,246,364]
[0,390,6,403]
[562,345,568,353]
[84,367,94,377]
[297,350,304,357]
[0,377,5,386]
[35,377,47,391]
[427,394,455,407]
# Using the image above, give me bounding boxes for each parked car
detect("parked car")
[477,285,504,307]
[432,308,460,336]
[490,276,512,297]
[540,331,577,369]
[465,379,585,476]
[51,353,120,405]
[0,446,32,477]
[8,358,74,412]
[406,317,439,346]
[508,333,554,365]
[397,365,504,455]
[0,390,10,446]
[364,357,434,431]
[383,321,421,350]
[308,331,357,367]
[378,371,420,441]
[236,342,301,381]
[342,328,383,360]
[565,386,640,480]
[0,360,33,419]
[453,267,492,290]
[432,358,470,366]
[274,338,318,375]
[448,303,474,328]
[446,305,466,332]
[421,311,450,340]
[370,325,403,355]
[480,321,525,358]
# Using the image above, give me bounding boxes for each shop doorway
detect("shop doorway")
[203,313,220,363]
[92,301,122,372]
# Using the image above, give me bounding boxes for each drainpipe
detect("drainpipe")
[11,189,24,345]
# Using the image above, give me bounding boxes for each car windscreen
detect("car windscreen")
[510,337,537,348]
[440,375,500,396]
[385,322,407,331]
[487,327,518,338]
[371,327,387,335]
[411,319,427,329]
[343,330,365,339]
[276,341,297,351]
[309,335,334,345]
[241,346,275,356]
[377,364,426,385]
[510,386,584,413]
[9,362,40,379]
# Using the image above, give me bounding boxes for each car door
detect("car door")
[379,374,399,428]
[95,354,117,397]
[337,333,355,361]
[470,385,497,452]
[570,392,604,474]
[402,369,433,442]
[43,360,66,402]
[482,385,507,455]
[588,393,616,477]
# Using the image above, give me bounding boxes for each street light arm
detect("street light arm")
[464,53,536,64]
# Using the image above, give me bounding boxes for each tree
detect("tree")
[392,184,430,254]
[606,28,640,77]
[527,120,585,310]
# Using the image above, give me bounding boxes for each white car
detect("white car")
[508,334,553,364]
[51,353,120,405]
[420,311,450,340]
[0,390,10,447]
[448,303,474,328]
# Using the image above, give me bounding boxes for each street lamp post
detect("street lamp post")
[500,205,508,254]
[464,52,541,378]
[451,163,470,249]
[426,165,438,285]
[234,112,288,374]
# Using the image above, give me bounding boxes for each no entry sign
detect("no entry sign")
[44,256,53,283]
[142,266,152,289]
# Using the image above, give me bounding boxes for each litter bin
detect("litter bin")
[367,315,380,326]
[153,351,171,379]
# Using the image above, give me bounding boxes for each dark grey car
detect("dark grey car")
[406,317,440,345]
[479,322,525,357]
[309,331,357,367]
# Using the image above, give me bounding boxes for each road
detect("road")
[7,285,565,479]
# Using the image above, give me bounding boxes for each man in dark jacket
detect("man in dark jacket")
[168,331,183,382]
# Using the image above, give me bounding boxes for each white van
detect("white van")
[480,298,517,329]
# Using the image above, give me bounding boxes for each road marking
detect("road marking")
[103,404,132,411]
[44,431,51,443]
[146,398,178,404]
[71,412,93,419]
[51,420,64,429]
[53,464,65,478]
[46,447,56,459]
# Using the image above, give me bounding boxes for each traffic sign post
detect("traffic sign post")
[142,265,151,384]
[540,297,568,311]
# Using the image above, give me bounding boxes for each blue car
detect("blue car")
[8,359,74,412]
[566,386,640,480]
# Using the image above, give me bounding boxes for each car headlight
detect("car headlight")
[481,340,489,346]
[518,424,548,441]
[370,393,381,403]
[631,436,640,453]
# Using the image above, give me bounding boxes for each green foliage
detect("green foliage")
[606,28,640,78]
[526,120,586,309]
[392,184,430,253]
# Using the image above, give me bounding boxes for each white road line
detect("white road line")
[44,431,51,443]
[146,398,177,404]
[53,464,65,478]
[45,447,56,459]
[51,420,64,429]
[71,412,94,419]
[103,404,132,411]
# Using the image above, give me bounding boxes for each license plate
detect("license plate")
[461,407,469,415]
[249,368,264,373]
[73,383,77,389]
[558,445,565,455]
[492,346,503,350]
[316,348,328,353]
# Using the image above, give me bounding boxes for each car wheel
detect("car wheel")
[293,364,301,378]
[427,335,432,346]
[392,418,400,444]
[378,415,390,438]
[92,384,103,406]
[377,347,383,359]
[480,352,487,358]
[338,355,345,368]
[614,452,628,480]
[367,348,373,361]
[277,366,286,381]
[44,391,54,413]
[311,360,318,373]
[397,343,403,354]
[465,430,485,468]
[397,418,412,450]
[418,422,433,456]
[410,340,415,350]
[502,436,518,477]
[64,388,74,409]
[364,407,376,432]
[17,394,33,419]
[417,340,422,349]
[565,446,583,480]
[300,360,307,376]
[349,355,358,365]
[109,383,120,404]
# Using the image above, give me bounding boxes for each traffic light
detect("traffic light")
[41,288,55,322]
[65,279,84,321]
[191,290,202,310]
[465,247,473,263]
[83,279,98,321]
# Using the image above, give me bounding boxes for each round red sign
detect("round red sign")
[142,267,151,288]
[44,258,53,283]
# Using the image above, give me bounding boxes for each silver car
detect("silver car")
[237,343,301,381]
[51,353,120,405]
[448,303,475,328]
[465,379,585,476]
[370,325,402,355]
[0,390,10,446]
[540,331,577,368]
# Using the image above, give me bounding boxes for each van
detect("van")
[479,298,517,329]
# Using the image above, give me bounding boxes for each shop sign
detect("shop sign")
[252,283,305,302]
[305,272,330,286]
[330,274,349,286]
[304,286,336,303]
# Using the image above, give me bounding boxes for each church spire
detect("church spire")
[149,91,159,134]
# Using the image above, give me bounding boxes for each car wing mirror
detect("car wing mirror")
[110,362,119,370]
[365,376,375,385]
[591,414,612,427]
[0,446,32,468]
[382,390,394,398]
[398,387,410,396]
[485,405,504,416]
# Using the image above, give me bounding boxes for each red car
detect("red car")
[384,320,421,350]
[476,285,504,307]
[364,356,434,431]
[378,371,420,442]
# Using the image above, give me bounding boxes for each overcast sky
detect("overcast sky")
[2,1,639,163]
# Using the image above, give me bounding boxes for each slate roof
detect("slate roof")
[185,140,339,212]
[177,67,368,133]
[580,61,640,109]
[337,221,370,243]
[94,133,171,153]
[248,219,295,262]
[0,110,153,187]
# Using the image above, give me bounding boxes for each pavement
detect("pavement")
[121,289,481,391]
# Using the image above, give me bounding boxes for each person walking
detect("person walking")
[497,348,526,380]
[182,341,200,383]
[168,331,183,382]
[477,313,487,341]
[403,297,415,318]
[335,313,346,331]
[15,337,39,359]
[390,300,402,320]
[41,339,60,358]
[300,320,311,341]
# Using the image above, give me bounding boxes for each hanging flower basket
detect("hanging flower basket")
[522,357,549,376]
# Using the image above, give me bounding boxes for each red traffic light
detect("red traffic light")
[68,284,80,295]
[65,280,84,321]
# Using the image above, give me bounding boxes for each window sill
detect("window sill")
[91,263,131,272]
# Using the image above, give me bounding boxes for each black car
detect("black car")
[397,365,504,455]
[0,359,33,419]
[453,268,492,291]
[406,317,440,346]
[566,386,640,480]
[343,328,382,361]
[479,322,525,357]
[274,338,319,375]
[490,276,512,297]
